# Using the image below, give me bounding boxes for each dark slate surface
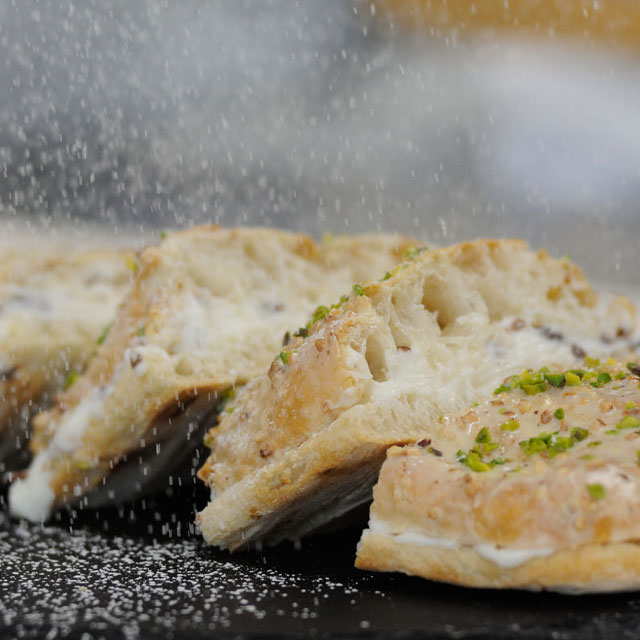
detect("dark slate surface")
[2,480,640,640]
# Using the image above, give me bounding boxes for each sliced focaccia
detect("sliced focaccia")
[197,239,638,551]
[356,361,640,593]
[0,246,134,473]
[8,226,417,522]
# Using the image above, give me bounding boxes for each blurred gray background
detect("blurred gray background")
[0,0,638,287]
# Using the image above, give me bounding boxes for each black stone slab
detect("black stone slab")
[2,480,640,640]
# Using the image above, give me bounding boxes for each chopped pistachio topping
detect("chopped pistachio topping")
[125,256,140,273]
[217,387,236,414]
[565,372,581,386]
[570,427,589,442]
[136,325,145,337]
[590,372,612,388]
[520,371,544,386]
[522,383,546,396]
[381,271,392,281]
[500,419,520,431]
[617,416,640,430]
[456,450,490,473]
[553,408,565,420]
[97,322,112,345]
[203,433,213,448]
[457,428,504,471]
[544,373,565,387]
[495,364,623,397]
[402,246,428,260]
[352,283,366,296]
[494,376,520,395]
[519,437,548,455]
[322,231,335,244]
[63,371,80,391]
[294,294,350,338]
[277,351,289,365]
[586,483,605,500]
[311,305,330,323]
[519,428,589,457]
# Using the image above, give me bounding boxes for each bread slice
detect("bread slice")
[356,361,640,593]
[197,239,638,550]
[0,247,134,472]
[7,226,417,522]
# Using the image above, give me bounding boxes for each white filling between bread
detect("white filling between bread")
[8,377,118,521]
[0,273,124,344]
[368,518,554,569]
[8,453,55,522]
[52,382,117,452]
[368,318,623,408]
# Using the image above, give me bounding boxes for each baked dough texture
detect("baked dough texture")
[8,226,416,521]
[197,239,637,551]
[0,247,134,472]
[356,362,640,593]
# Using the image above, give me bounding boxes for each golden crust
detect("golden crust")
[355,531,640,593]
[12,226,417,519]
[0,246,134,469]
[355,362,640,592]
[198,238,638,550]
